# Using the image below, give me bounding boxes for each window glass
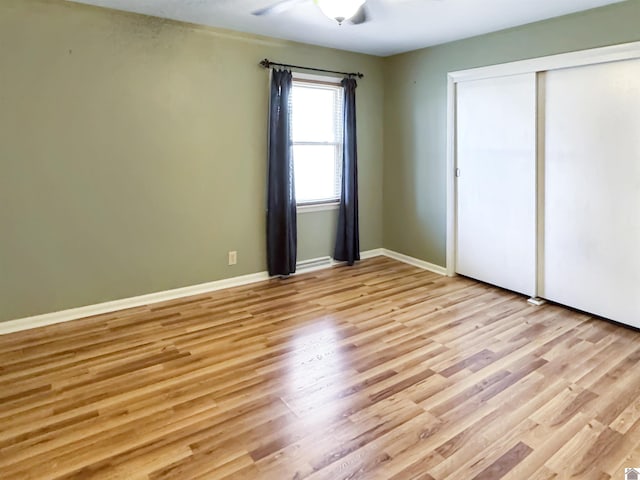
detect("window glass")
[291,80,344,205]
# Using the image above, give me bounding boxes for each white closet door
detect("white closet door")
[456,73,537,296]
[543,59,640,327]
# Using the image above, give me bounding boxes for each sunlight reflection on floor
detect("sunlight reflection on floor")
[283,319,349,422]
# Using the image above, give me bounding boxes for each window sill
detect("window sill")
[297,202,340,213]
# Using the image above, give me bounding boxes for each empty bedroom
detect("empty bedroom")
[1,0,640,478]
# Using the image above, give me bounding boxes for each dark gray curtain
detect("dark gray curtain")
[334,77,360,265]
[267,69,297,276]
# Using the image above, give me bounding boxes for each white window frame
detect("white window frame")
[291,72,344,213]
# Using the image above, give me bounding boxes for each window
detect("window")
[291,79,344,206]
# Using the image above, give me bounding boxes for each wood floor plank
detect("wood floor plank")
[1,256,640,479]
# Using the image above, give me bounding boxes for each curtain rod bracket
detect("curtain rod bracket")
[259,58,363,79]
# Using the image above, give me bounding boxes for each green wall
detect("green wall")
[0,0,384,322]
[3,0,640,323]
[383,0,640,267]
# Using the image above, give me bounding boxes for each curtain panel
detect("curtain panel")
[334,77,360,265]
[266,69,297,276]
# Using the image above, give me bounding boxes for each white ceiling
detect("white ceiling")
[68,0,626,56]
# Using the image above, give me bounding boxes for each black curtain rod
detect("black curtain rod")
[259,59,364,79]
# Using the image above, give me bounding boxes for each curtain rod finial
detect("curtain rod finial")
[260,59,271,69]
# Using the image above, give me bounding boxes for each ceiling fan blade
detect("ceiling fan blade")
[349,4,369,24]
[251,0,308,16]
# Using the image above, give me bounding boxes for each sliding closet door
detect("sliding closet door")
[456,73,537,296]
[543,59,640,327]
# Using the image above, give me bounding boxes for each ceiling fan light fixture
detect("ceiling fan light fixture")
[315,0,366,24]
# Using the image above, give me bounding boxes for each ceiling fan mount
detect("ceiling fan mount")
[252,0,370,25]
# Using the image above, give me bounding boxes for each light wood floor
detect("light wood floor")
[1,257,640,479]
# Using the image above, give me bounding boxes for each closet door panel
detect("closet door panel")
[456,73,537,296]
[543,59,640,327]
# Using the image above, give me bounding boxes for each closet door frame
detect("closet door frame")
[445,41,640,290]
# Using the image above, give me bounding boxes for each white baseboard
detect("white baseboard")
[360,248,385,259]
[0,271,270,336]
[381,248,448,276]
[0,248,443,335]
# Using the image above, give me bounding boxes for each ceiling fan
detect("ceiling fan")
[252,0,372,25]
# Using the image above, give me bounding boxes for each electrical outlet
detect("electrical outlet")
[228,251,237,265]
